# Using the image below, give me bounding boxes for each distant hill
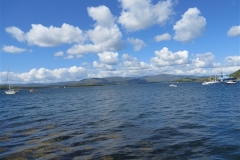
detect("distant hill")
[74,77,147,86]
[141,74,202,82]
[78,77,134,85]
[229,69,240,79]
[73,74,203,85]
[0,74,202,89]
[3,71,240,89]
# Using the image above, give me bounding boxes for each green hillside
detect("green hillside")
[141,74,202,82]
[229,69,240,79]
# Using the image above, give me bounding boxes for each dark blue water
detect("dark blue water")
[1,83,240,159]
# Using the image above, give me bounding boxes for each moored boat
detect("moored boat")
[30,88,38,92]
[4,69,17,95]
[217,73,237,82]
[169,84,177,87]
[5,89,17,94]
[202,81,212,85]
[225,80,237,84]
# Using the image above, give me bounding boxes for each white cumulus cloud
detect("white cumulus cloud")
[93,61,115,71]
[118,0,174,31]
[154,33,171,42]
[192,52,215,68]
[0,66,88,83]
[67,6,123,56]
[98,51,119,65]
[67,44,101,55]
[64,55,74,59]
[127,37,146,51]
[5,26,25,42]
[173,7,206,43]
[88,5,116,27]
[5,23,85,47]
[225,56,240,66]
[87,25,123,51]
[122,54,150,70]
[2,45,26,53]
[151,47,189,67]
[227,25,240,36]
[92,51,118,71]
[26,23,85,47]
[54,51,64,57]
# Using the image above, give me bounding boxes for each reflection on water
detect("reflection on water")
[0,83,240,159]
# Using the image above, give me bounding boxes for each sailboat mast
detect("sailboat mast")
[6,68,10,90]
[210,68,211,81]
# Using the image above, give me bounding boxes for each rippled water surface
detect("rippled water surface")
[1,83,240,159]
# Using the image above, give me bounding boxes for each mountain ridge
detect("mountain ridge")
[0,74,201,88]
[2,70,239,88]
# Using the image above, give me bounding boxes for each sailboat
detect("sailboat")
[202,81,211,85]
[169,84,177,87]
[5,69,17,94]
[202,68,213,85]
[210,74,219,84]
[30,88,38,92]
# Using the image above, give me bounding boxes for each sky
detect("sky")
[1,0,240,84]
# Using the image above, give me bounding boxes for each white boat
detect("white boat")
[5,69,17,95]
[202,68,214,85]
[5,89,17,94]
[169,84,177,87]
[217,68,237,82]
[30,88,38,92]
[208,74,219,84]
[225,80,237,84]
[210,80,219,84]
[202,81,211,85]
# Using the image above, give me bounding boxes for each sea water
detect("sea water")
[0,83,240,159]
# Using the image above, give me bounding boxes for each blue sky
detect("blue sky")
[1,0,240,83]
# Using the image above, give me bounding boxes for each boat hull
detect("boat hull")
[5,90,17,94]
[169,84,177,87]
[202,82,211,85]
[30,89,38,92]
[225,81,237,84]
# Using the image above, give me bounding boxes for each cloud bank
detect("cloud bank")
[1,49,239,84]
